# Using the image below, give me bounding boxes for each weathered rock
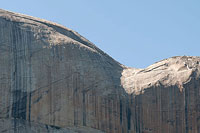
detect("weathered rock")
[0,118,104,133]
[121,56,200,133]
[0,9,200,133]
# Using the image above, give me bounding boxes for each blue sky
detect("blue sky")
[1,0,200,68]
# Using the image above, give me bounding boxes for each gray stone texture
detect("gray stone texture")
[0,9,200,133]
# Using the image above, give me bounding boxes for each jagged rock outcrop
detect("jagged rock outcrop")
[0,9,200,133]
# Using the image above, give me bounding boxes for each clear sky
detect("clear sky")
[1,0,200,68]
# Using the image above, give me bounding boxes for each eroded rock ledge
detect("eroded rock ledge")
[121,56,200,94]
[0,9,200,133]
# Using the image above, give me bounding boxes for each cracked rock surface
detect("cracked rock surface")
[0,9,200,133]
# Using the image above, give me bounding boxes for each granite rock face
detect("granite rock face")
[0,9,200,133]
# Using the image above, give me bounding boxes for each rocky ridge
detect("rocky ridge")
[122,56,200,94]
[0,9,200,133]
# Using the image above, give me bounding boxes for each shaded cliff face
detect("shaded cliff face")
[0,9,200,133]
[0,9,127,133]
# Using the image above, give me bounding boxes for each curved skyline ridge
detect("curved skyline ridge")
[1,0,200,68]
[1,8,200,95]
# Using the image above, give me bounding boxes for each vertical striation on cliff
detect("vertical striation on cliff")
[0,9,200,133]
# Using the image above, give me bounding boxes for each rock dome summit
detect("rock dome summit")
[0,9,200,133]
